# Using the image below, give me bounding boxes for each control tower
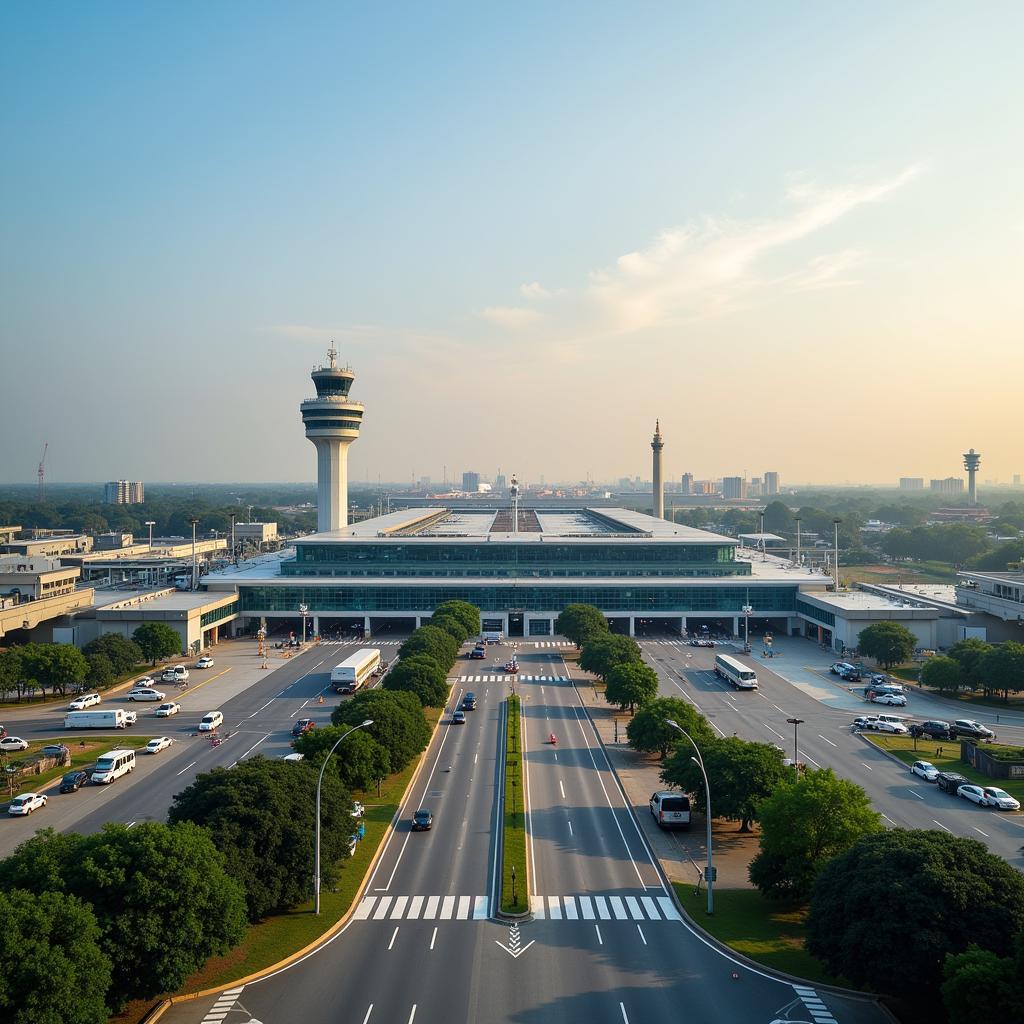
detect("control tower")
[651,420,665,520]
[301,345,364,532]
[963,448,981,506]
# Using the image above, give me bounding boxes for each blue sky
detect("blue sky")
[2,2,1022,486]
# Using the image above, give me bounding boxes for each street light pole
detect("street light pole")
[742,598,753,654]
[299,603,309,646]
[786,717,804,773]
[666,719,713,915]
[188,517,199,591]
[794,515,801,566]
[145,520,155,549]
[315,719,373,914]
[832,518,842,590]
[229,512,237,565]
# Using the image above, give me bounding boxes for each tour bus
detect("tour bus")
[90,748,136,784]
[331,648,382,694]
[714,653,759,690]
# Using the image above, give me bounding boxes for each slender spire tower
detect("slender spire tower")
[651,420,665,520]
[963,448,981,506]
[301,345,364,532]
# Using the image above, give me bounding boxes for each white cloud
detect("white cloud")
[479,306,545,328]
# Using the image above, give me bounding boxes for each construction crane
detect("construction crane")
[37,443,48,502]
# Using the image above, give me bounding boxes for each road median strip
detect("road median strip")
[500,694,529,916]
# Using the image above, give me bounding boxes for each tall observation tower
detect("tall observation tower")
[301,345,364,532]
[651,420,665,520]
[963,448,981,506]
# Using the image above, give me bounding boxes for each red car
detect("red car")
[291,718,316,737]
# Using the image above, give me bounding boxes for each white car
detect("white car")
[196,656,214,669]
[8,792,47,816]
[852,716,879,730]
[134,676,155,687]
[874,721,909,734]
[144,736,174,755]
[982,787,1021,811]
[126,687,166,702]
[198,710,224,732]
[957,784,987,805]
[911,760,939,782]
[0,736,30,753]
[871,693,908,707]
[68,693,101,711]
[154,702,181,717]
[282,752,305,763]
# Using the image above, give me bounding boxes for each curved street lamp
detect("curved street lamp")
[314,719,373,913]
[666,719,714,915]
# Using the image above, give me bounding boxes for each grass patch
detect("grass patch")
[673,884,844,985]
[501,695,528,914]
[865,734,1024,802]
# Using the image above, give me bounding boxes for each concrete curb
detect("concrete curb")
[138,697,451,1022]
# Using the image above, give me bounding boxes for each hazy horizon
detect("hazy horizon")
[2,3,1022,487]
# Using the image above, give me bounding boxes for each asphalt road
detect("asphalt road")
[167,644,890,1024]
[638,639,1024,869]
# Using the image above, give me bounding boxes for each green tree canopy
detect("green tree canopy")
[748,768,883,899]
[398,625,458,670]
[0,888,112,1024]
[626,697,716,759]
[857,621,916,668]
[947,637,993,688]
[294,724,392,791]
[132,621,182,665]
[554,604,609,648]
[85,651,115,689]
[384,654,449,707]
[604,660,659,714]
[332,688,431,774]
[431,600,481,637]
[169,756,352,922]
[579,633,641,680]
[920,655,964,694]
[20,642,88,697]
[942,936,1024,1024]
[661,737,789,832]
[82,632,143,675]
[428,613,471,647]
[807,829,1024,995]
[0,647,21,699]
[979,642,1024,701]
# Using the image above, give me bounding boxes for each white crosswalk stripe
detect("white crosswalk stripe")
[353,894,683,922]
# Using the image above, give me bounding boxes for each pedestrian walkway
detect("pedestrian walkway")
[196,986,244,1024]
[455,675,569,683]
[351,894,682,922]
[530,641,575,648]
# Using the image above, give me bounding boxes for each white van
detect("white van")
[91,748,136,784]
[649,791,691,830]
[198,710,224,732]
[875,713,907,727]
[482,631,503,644]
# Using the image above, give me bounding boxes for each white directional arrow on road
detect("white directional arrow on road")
[495,922,535,959]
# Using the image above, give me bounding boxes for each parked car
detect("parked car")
[126,687,166,702]
[936,771,970,794]
[911,760,940,782]
[452,710,467,724]
[649,790,691,829]
[853,716,879,730]
[133,676,155,687]
[874,720,909,734]
[8,792,47,816]
[196,656,214,669]
[59,769,91,793]
[154,702,181,717]
[68,693,101,711]
[144,736,174,754]
[909,720,954,740]
[957,784,988,805]
[40,743,70,758]
[871,693,908,706]
[411,808,433,831]
[982,787,1020,811]
[0,736,29,753]
[952,719,995,740]
[291,718,315,737]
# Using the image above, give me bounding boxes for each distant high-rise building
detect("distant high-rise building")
[1014,474,1022,489]
[680,472,694,495]
[103,480,144,504]
[749,477,763,497]
[930,477,965,495]
[495,474,507,490]
[764,471,780,495]
[651,420,665,519]
[722,476,747,499]
[462,471,481,493]
[899,478,925,490]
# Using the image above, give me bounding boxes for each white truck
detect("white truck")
[64,709,132,730]
[331,648,381,694]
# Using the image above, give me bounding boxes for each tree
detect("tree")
[579,633,641,680]
[398,625,458,671]
[384,654,449,707]
[295,726,391,792]
[942,936,1024,1024]
[0,888,112,1024]
[132,622,182,665]
[20,642,88,697]
[0,647,22,701]
[169,757,352,922]
[82,632,143,675]
[979,642,1024,701]
[748,768,883,899]
[806,830,1024,995]
[432,600,480,637]
[947,637,993,689]
[604,660,658,714]
[85,651,115,689]
[661,737,790,832]
[856,622,916,668]
[429,613,470,646]
[762,500,794,534]
[626,697,716,759]
[554,604,609,648]
[332,688,431,774]
[920,655,964,694]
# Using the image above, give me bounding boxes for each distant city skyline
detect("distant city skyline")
[2,4,1022,485]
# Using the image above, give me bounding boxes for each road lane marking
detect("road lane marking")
[595,925,603,945]
[238,733,270,760]
[175,761,198,776]
[429,927,437,950]
[624,896,644,920]
[361,1007,373,1024]
[579,896,595,919]
[547,896,563,919]
[390,896,409,919]
[387,927,399,950]
[126,821,136,829]
[817,734,837,747]
[424,895,440,919]
[559,780,566,799]
[440,895,456,919]
[407,1006,416,1024]
[974,827,990,837]
[860,763,873,771]
[249,698,274,717]
[933,819,953,833]
[372,896,394,920]
[637,924,647,945]
[764,725,786,741]
[799,751,822,769]
[908,789,924,799]
[474,753,478,765]
[620,1003,629,1023]
[567,819,573,836]
[882,814,896,825]
[640,896,659,918]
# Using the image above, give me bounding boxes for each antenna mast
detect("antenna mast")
[37,443,48,502]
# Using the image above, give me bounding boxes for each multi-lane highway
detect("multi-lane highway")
[169,645,889,1024]
[637,638,1024,868]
